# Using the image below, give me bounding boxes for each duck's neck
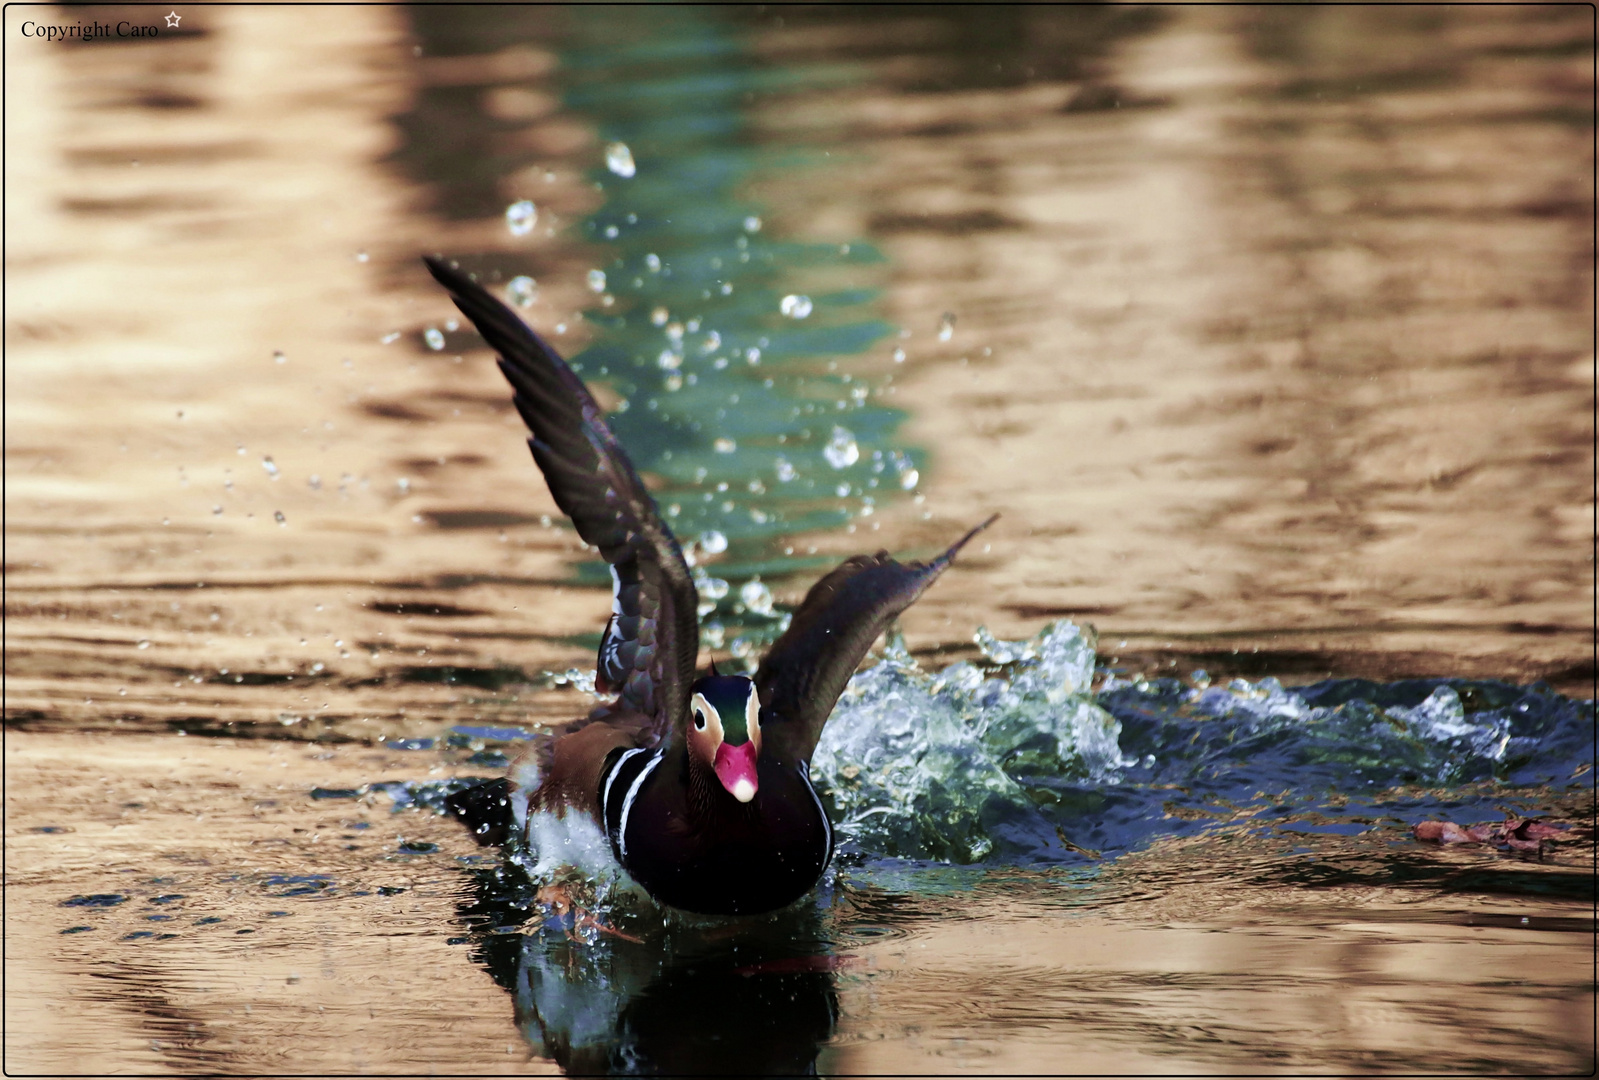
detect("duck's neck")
[680,742,759,824]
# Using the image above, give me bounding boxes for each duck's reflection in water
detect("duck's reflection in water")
[458,869,840,1075]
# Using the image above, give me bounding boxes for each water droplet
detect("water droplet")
[261,456,279,479]
[836,482,852,497]
[274,511,286,526]
[650,306,669,326]
[423,327,445,350]
[586,269,607,293]
[645,253,661,273]
[272,350,286,364]
[380,331,400,345]
[739,579,774,616]
[743,215,762,233]
[507,276,537,308]
[713,437,737,454]
[212,505,223,515]
[780,294,813,319]
[745,346,761,365]
[698,530,728,555]
[938,312,956,341]
[396,478,410,494]
[665,322,684,344]
[663,373,683,392]
[657,350,683,371]
[823,426,859,469]
[701,330,721,354]
[893,347,906,363]
[308,475,322,490]
[775,457,796,482]
[505,200,537,237]
[603,224,619,239]
[604,142,636,178]
[899,468,920,490]
[355,251,369,263]
[137,640,151,650]
[699,576,729,600]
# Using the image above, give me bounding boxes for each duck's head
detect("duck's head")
[686,672,762,803]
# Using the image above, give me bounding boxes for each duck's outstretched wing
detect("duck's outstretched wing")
[424,257,697,737]
[755,515,997,764]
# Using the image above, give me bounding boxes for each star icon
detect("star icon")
[164,11,181,28]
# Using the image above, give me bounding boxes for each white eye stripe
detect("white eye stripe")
[690,692,721,739]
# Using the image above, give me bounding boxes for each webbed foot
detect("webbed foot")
[535,883,641,944]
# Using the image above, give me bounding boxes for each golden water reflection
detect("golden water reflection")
[5,4,1593,1074]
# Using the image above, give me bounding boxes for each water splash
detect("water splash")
[780,294,813,319]
[809,621,1592,866]
[812,621,1131,863]
[505,199,538,237]
[604,141,636,178]
[822,426,859,469]
[507,276,538,308]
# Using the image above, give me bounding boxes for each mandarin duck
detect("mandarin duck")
[425,256,993,915]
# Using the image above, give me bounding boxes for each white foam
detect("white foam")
[522,805,626,883]
[507,745,541,836]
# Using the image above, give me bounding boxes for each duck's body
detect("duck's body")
[599,738,832,915]
[425,256,991,915]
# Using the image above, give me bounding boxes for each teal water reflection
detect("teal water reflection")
[410,8,919,661]
[557,9,912,659]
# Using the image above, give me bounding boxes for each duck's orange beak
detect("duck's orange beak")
[712,741,759,803]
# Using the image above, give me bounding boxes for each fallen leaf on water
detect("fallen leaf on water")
[1413,815,1589,852]
[1413,820,1480,844]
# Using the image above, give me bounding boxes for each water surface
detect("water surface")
[5,4,1593,1074]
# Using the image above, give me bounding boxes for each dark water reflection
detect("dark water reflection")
[459,869,840,1075]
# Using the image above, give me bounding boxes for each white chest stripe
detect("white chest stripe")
[601,747,647,829]
[800,763,833,860]
[616,750,664,862]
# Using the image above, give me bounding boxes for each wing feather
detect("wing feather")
[423,256,698,739]
[755,515,997,764]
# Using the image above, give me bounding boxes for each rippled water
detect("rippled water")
[6,4,1594,1075]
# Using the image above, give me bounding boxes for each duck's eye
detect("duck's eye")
[693,709,707,731]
